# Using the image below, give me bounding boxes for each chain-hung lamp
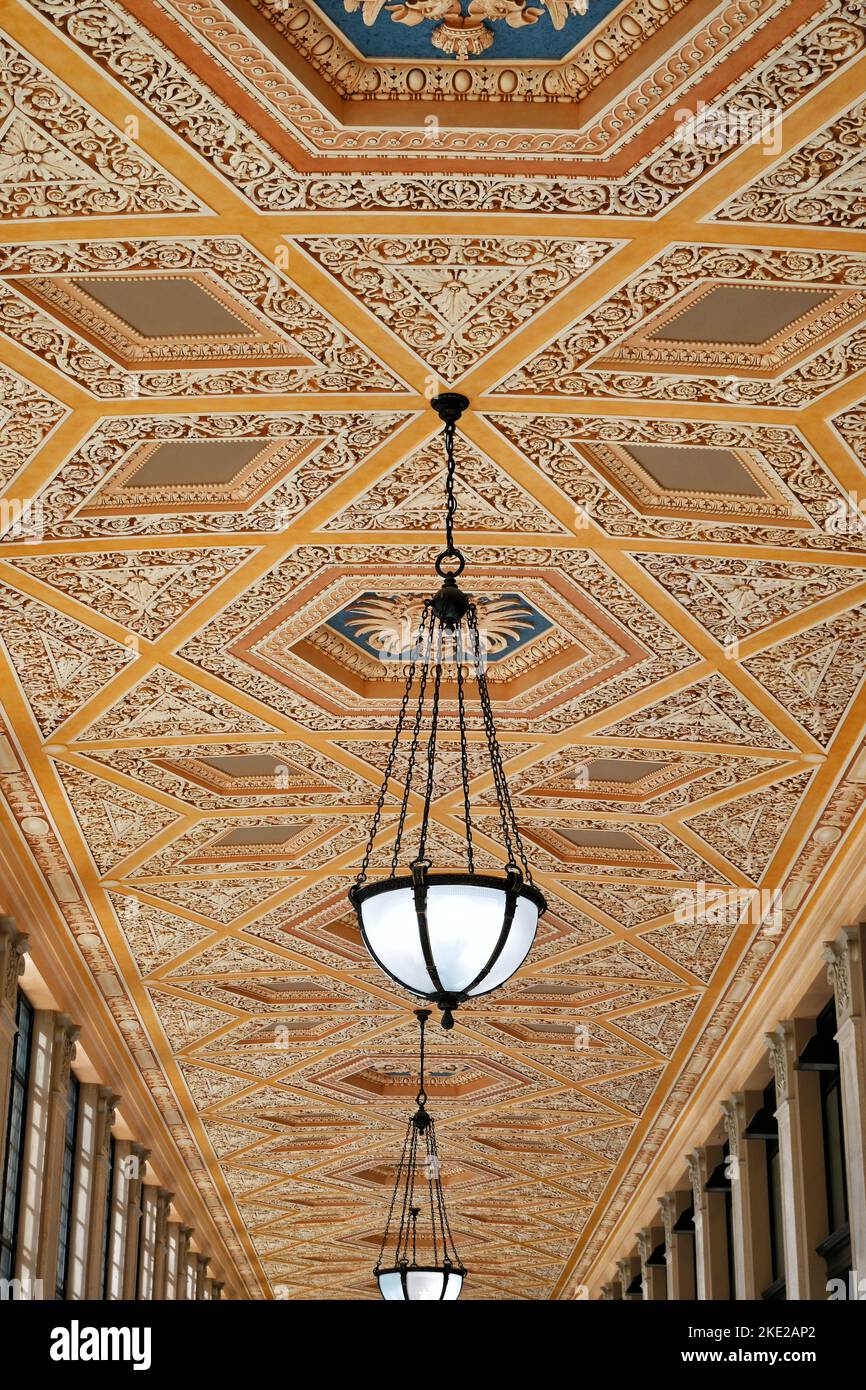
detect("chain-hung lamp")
[349,394,546,1030]
[376,1009,466,1300]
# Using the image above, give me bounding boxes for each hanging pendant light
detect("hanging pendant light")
[349,394,546,1029]
[376,1009,466,1300]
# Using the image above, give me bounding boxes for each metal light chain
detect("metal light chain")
[467,603,533,882]
[355,602,431,888]
[435,413,465,579]
[416,623,444,865]
[390,602,435,876]
[454,625,475,874]
[375,1116,412,1273]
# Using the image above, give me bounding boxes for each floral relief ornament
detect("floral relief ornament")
[346,0,589,59]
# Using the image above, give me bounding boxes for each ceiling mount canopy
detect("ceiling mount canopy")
[375,1009,466,1301]
[349,394,546,1029]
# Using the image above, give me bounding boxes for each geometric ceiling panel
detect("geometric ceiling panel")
[178,544,696,734]
[0,360,67,495]
[488,412,861,551]
[53,761,182,874]
[498,743,790,814]
[107,891,213,974]
[81,740,374,808]
[496,245,866,407]
[72,668,281,743]
[27,0,862,218]
[0,238,406,396]
[124,878,298,928]
[22,410,414,541]
[683,768,813,882]
[10,546,255,640]
[0,582,134,736]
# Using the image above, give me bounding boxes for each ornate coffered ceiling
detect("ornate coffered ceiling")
[0,0,864,1301]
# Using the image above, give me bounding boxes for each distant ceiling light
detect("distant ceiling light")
[375,1010,466,1301]
[350,395,545,1029]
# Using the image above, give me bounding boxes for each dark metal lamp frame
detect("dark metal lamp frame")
[375,1009,466,1299]
[349,394,546,1029]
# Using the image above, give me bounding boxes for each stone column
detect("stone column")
[638,1224,667,1300]
[689,1146,731,1298]
[84,1089,118,1298]
[174,1226,192,1300]
[105,1137,134,1299]
[661,1190,696,1300]
[824,924,866,1285]
[164,1220,181,1299]
[722,1092,773,1299]
[211,1280,224,1301]
[66,1082,97,1299]
[766,1021,827,1299]
[0,921,28,1182]
[121,1141,149,1299]
[152,1189,174,1300]
[617,1254,642,1300]
[195,1253,211,1299]
[35,1014,79,1292]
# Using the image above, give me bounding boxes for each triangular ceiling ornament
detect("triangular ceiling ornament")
[0,38,201,219]
[131,877,293,927]
[684,770,813,881]
[11,548,254,641]
[633,553,864,644]
[323,434,567,536]
[744,604,866,747]
[77,669,279,743]
[598,675,793,750]
[293,235,615,379]
[0,583,133,737]
[53,762,180,874]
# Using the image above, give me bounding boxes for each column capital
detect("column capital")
[823,925,864,1026]
[96,1087,119,1155]
[659,1193,675,1247]
[0,919,29,1016]
[51,1014,80,1093]
[721,1094,745,1157]
[765,1020,795,1102]
[686,1150,705,1209]
[156,1188,174,1218]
